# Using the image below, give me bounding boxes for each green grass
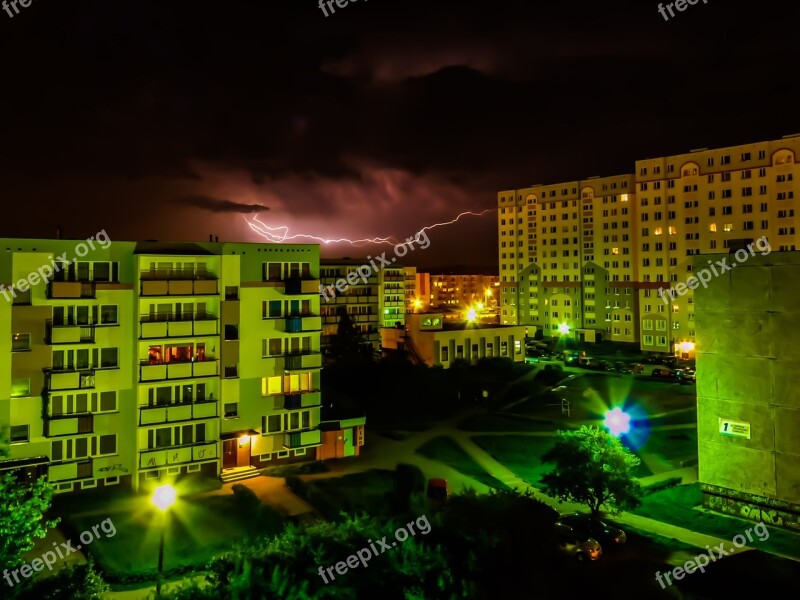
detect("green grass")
[638,429,697,462]
[633,483,800,558]
[303,469,399,518]
[470,435,556,487]
[415,436,512,491]
[65,494,285,582]
[457,413,556,432]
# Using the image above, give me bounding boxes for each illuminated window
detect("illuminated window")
[723,223,733,232]
[709,223,717,232]
[655,227,663,236]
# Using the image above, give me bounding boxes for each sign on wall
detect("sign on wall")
[719,418,751,439]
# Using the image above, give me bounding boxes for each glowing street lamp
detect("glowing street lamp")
[558,323,571,335]
[152,485,177,597]
[466,308,477,323]
[604,407,631,437]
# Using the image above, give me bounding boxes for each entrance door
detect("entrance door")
[222,440,237,469]
[343,429,355,457]
[237,437,251,467]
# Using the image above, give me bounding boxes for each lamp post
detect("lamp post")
[152,484,177,598]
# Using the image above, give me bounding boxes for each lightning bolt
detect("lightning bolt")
[245,209,496,246]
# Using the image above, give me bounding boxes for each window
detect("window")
[441,347,449,362]
[11,379,30,398]
[265,300,281,318]
[262,376,282,396]
[224,403,238,418]
[100,391,117,412]
[10,425,29,443]
[100,305,118,324]
[11,333,31,352]
[100,348,118,368]
[99,434,117,455]
[266,415,281,433]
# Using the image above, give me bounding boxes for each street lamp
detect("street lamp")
[152,484,177,598]
[604,407,631,437]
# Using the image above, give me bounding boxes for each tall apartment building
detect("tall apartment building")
[320,259,381,351]
[430,274,499,310]
[499,134,800,353]
[0,239,351,494]
[379,265,405,328]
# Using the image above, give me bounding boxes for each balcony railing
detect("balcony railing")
[139,315,219,339]
[283,429,322,449]
[44,369,96,391]
[45,321,95,345]
[139,400,218,425]
[44,413,93,437]
[284,352,322,371]
[284,315,322,333]
[140,267,218,281]
[140,279,219,297]
[283,390,322,409]
[47,282,96,299]
[139,440,218,469]
[139,359,219,382]
[285,278,321,295]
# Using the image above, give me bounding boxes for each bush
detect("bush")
[643,476,683,495]
[14,559,109,600]
[389,463,426,514]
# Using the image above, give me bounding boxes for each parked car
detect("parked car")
[613,362,633,374]
[555,512,627,548]
[553,523,602,562]
[426,478,449,508]
[630,363,645,374]
[651,368,677,380]
[675,369,696,384]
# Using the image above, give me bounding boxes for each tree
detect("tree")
[0,436,60,569]
[13,560,109,600]
[540,425,642,515]
[331,306,367,364]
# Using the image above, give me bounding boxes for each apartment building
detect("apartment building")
[320,259,381,351]
[499,134,800,353]
[379,265,406,328]
[0,239,344,494]
[430,274,499,310]
[404,267,432,313]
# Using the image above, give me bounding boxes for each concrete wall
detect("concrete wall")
[694,251,800,527]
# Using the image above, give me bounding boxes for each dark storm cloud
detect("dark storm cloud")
[178,195,269,214]
[0,0,799,267]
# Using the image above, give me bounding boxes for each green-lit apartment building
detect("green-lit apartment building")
[0,238,361,494]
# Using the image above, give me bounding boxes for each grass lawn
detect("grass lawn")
[633,483,800,558]
[636,428,697,463]
[415,436,512,491]
[471,435,556,487]
[64,493,285,582]
[457,412,556,432]
[300,469,399,518]
[640,409,697,428]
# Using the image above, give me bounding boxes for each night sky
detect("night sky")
[1,0,798,270]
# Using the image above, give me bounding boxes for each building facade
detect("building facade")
[381,312,526,368]
[430,274,499,310]
[0,239,355,494]
[379,265,406,328]
[499,135,800,353]
[404,267,432,313]
[320,260,381,351]
[695,251,800,530]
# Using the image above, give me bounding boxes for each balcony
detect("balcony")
[48,459,93,483]
[283,429,322,449]
[44,413,93,437]
[283,390,322,409]
[45,369,96,391]
[139,315,219,339]
[284,352,322,371]
[47,281,95,299]
[284,315,322,333]
[45,321,95,345]
[139,400,218,426]
[139,359,219,382]
[139,440,218,469]
[285,278,320,295]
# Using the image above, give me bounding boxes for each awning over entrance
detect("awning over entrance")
[219,429,258,441]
